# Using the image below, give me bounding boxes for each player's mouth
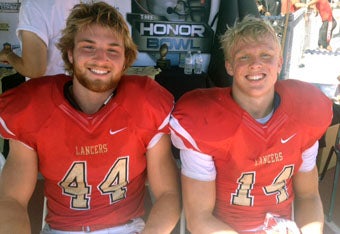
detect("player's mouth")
[246,74,264,81]
[90,68,110,75]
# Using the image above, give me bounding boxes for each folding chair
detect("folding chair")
[0,152,5,173]
[41,196,47,231]
[319,124,340,222]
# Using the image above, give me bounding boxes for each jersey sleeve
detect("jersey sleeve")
[180,149,216,181]
[0,76,65,149]
[0,81,36,147]
[134,76,174,132]
[299,140,319,172]
[170,87,239,156]
[170,89,210,153]
[119,76,174,146]
[142,77,174,133]
[277,79,333,149]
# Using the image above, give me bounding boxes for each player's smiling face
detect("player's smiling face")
[68,23,126,93]
[225,34,283,99]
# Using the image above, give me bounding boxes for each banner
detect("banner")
[127,0,220,68]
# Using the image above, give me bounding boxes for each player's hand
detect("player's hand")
[254,213,301,234]
[0,46,12,64]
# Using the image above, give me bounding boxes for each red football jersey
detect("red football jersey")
[0,74,174,230]
[170,79,332,232]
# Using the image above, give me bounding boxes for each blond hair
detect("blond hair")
[57,2,137,75]
[220,15,281,61]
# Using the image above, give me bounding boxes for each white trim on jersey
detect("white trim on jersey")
[0,117,15,137]
[180,149,215,181]
[147,132,165,150]
[147,113,172,150]
[170,117,200,151]
[158,112,171,131]
[299,140,319,172]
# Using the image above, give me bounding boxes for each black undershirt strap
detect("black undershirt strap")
[273,92,281,112]
[63,81,116,112]
[64,81,82,111]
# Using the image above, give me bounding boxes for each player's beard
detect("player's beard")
[73,66,123,93]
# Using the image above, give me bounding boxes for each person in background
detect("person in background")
[281,0,306,14]
[258,0,281,16]
[307,0,337,51]
[0,0,80,158]
[0,0,80,159]
[0,0,78,78]
[0,2,180,234]
[170,16,332,234]
[0,0,117,78]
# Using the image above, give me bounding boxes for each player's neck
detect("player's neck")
[65,81,115,114]
[247,102,274,120]
[233,92,275,120]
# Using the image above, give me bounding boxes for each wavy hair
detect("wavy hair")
[57,2,137,75]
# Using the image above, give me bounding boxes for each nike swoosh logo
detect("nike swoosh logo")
[109,127,127,135]
[281,133,297,144]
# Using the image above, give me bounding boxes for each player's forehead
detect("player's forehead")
[233,34,279,50]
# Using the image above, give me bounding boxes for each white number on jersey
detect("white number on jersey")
[59,157,129,209]
[231,165,294,206]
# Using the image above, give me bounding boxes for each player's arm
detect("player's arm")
[142,134,181,234]
[0,139,39,234]
[306,0,318,8]
[0,30,47,78]
[182,175,238,234]
[293,166,324,234]
[291,0,307,9]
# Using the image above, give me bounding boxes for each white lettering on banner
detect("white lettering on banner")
[140,23,205,37]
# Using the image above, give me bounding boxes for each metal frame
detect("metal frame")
[319,125,340,222]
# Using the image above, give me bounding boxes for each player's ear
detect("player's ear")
[278,55,283,72]
[225,60,234,76]
[68,50,74,64]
